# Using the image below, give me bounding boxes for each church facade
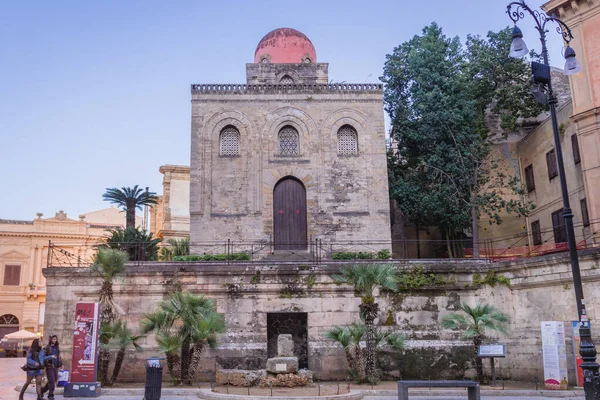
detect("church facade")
[189,28,391,252]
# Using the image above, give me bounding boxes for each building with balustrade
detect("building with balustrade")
[188,28,391,254]
[0,208,133,340]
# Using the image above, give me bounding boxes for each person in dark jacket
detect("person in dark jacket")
[40,334,62,400]
[19,338,44,400]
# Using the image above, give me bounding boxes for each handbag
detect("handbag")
[21,364,28,372]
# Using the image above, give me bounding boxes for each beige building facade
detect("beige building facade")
[543,0,600,242]
[0,208,127,339]
[478,0,600,257]
[189,28,391,253]
[150,165,191,241]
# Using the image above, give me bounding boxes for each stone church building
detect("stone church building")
[188,28,391,252]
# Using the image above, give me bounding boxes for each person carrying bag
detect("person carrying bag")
[19,338,44,400]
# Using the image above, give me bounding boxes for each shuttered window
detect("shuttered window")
[547,149,558,180]
[531,220,542,246]
[524,164,535,192]
[551,209,567,244]
[572,134,581,165]
[3,265,21,286]
[581,198,590,227]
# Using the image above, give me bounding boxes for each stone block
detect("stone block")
[297,368,314,383]
[277,334,294,357]
[215,369,266,387]
[265,357,298,374]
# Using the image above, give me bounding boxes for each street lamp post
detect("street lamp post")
[506,1,599,398]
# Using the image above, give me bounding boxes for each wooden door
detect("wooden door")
[273,177,307,250]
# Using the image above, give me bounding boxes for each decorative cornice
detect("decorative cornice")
[191,83,383,94]
[0,219,33,225]
[159,165,191,174]
[0,232,106,241]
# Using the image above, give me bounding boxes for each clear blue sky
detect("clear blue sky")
[0,0,565,221]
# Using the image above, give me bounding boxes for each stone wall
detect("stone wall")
[189,83,391,251]
[43,249,600,383]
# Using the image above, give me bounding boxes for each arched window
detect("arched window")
[280,75,294,84]
[0,314,19,325]
[337,125,358,155]
[220,126,240,156]
[278,126,299,155]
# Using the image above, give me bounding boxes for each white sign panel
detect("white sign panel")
[478,344,506,358]
[275,364,287,372]
[541,321,568,390]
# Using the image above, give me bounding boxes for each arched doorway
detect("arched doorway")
[273,177,307,250]
[0,314,19,340]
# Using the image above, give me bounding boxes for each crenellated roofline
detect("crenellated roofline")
[191,83,383,94]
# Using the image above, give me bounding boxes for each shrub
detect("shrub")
[173,253,251,261]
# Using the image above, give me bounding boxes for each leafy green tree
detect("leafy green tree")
[441,303,509,383]
[102,185,158,229]
[109,320,144,386]
[105,227,161,261]
[326,321,404,383]
[382,24,537,257]
[90,248,128,385]
[332,264,397,383]
[159,238,191,261]
[140,291,226,385]
[464,28,545,135]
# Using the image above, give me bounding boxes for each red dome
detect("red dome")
[254,28,316,64]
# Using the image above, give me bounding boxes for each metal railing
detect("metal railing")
[45,220,600,268]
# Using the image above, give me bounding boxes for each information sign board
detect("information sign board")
[478,344,506,358]
[541,321,568,390]
[70,303,101,383]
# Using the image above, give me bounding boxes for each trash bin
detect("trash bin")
[144,357,165,400]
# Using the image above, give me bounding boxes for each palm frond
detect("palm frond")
[90,248,128,281]
[102,186,158,210]
[333,264,398,299]
[443,302,510,339]
[325,326,351,348]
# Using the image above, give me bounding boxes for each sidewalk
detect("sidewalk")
[3,358,585,400]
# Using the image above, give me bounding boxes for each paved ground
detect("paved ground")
[0,358,585,400]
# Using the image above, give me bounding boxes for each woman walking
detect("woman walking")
[40,334,62,400]
[19,338,44,400]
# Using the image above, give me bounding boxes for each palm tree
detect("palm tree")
[109,320,144,386]
[326,323,365,382]
[140,291,226,385]
[186,310,225,384]
[326,321,404,383]
[332,263,398,383]
[98,321,118,386]
[102,186,158,229]
[105,227,161,261]
[90,248,128,325]
[155,331,183,385]
[441,303,509,383]
[159,238,190,261]
[90,248,128,385]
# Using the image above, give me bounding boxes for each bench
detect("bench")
[398,380,480,400]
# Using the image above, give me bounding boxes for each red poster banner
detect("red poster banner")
[70,303,101,383]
